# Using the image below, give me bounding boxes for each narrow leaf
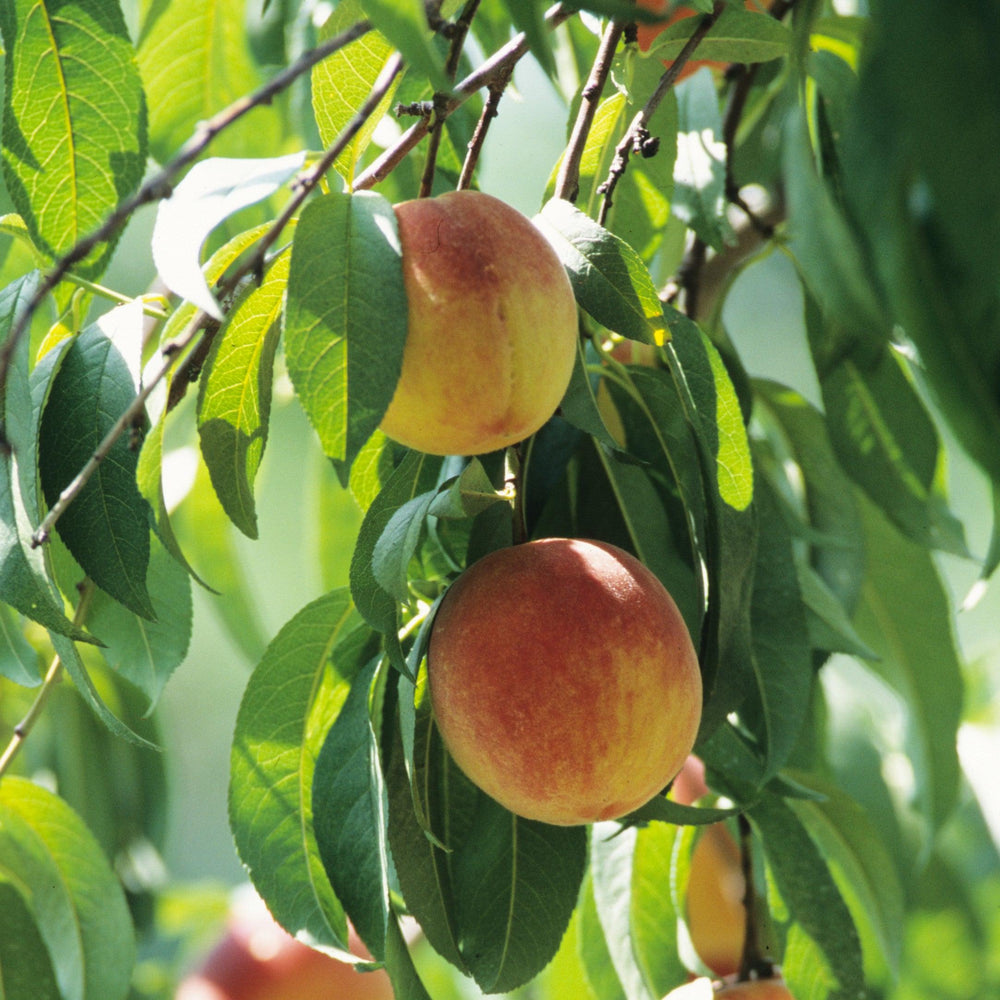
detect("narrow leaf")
[0,274,91,640]
[152,153,304,319]
[357,0,449,91]
[229,589,374,947]
[0,602,40,685]
[646,6,790,63]
[0,881,61,1000]
[197,245,290,537]
[38,310,154,619]
[284,191,407,472]
[0,0,147,275]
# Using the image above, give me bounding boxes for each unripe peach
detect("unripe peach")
[427,538,702,826]
[379,190,578,456]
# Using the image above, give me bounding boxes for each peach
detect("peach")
[664,974,794,999]
[379,190,578,456]
[671,756,746,977]
[175,888,394,1000]
[427,537,702,826]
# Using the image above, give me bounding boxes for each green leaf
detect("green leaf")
[152,153,304,320]
[357,0,448,92]
[137,0,279,162]
[85,534,192,709]
[745,470,812,782]
[198,245,290,538]
[644,6,790,63]
[797,563,876,660]
[350,450,442,633]
[0,274,92,641]
[427,459,508,519]
[750,792,865,1000]
[313,0,402,185]
[630,822,687,995]
[753,380,865,614]
[312,655,392,959]
[371,489,436,605]
[536,198,668,344]
[590,824,657,1000]
[0,602,39,685]
[284,191,407,472]
[0,879,61,1000]
[787,774,905,982]
[623,794,741,828]
[230,589,375,947]
[671,68,729,251]
[449,794,588,993]
[0,0,147,276]
[852,494,964,838]
[38,310,154,619]
[502,0,555,77]
[0,776,135,1000]
[805,294,967,557]
[578,874,627,1000]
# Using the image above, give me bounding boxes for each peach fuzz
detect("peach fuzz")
[379,190,578,456]
[427,538,702,826]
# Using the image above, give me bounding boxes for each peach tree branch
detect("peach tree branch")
[597,0,727,225]
[31,53,406,550]
[0,18,373,448]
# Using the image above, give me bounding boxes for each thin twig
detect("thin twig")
[457,67,513,189]
[356,3,574,191]
[0,582,95,780]
[0,18,373,448]
[31,54,405,549]
[553,19,625,203]
[597,0,726,225]
[420,0,483,196]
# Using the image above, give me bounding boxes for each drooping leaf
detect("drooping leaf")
[852,494,964,839]
[0,274,91,641]
[284,191,407,473]
[536,198,668,345]
[152,153,304,320]
[197,244,290,537]
[0,777,135,1000]
[231,589,376,947]
[0,0,147,276]
[137,0,280,161]
[449,793,588,993]
[805,293,968,557]
[0,602,39,685]
[312,0,401,185]
[751,792,865,1000]
[0,880,61,1000]
[590,823,657,1000]
[38,307,154,619]
[85,534,193,709]
[312,656,393,959]
[578,874,627,1000]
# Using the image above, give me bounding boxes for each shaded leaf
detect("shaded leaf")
[536,198,668,344]
[0,881,61,1000]
[0,602,39,685]
[0,0,147,275]
[38,308,154,619]
[645,5,790,63]
[357,0,448,91]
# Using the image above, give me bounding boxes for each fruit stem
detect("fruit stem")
[736,813,776,981]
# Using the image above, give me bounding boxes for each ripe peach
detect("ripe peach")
[379,190,578,456]
[427,537,702,826]
[175,888,394,1000]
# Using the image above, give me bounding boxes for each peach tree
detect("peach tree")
[0,1,998,999]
